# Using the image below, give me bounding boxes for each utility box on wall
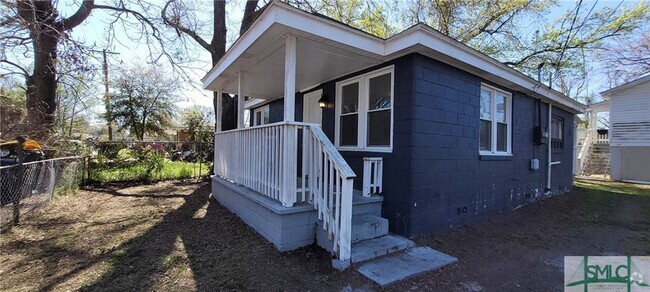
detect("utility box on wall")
[530,159,540,171]
[534,126,548,145]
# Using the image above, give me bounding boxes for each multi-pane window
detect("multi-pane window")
[336,67,393,151]
[551,116,564,149]
[479,84,512,155]
[253,105,270,126]
[340,82,359,146]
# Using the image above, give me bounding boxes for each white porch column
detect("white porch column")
[238,71,245,128]
[280,35,297,207]
[284,35,296,122]
[214,90,222,176]
[216,90,222,132]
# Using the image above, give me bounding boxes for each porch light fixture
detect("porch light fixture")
[318,94,327,108]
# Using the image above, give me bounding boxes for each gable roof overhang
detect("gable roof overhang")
[587,100,610,112]
[202,1,585,114]
[600,74,650,98]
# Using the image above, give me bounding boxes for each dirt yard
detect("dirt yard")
[1,179,648,291]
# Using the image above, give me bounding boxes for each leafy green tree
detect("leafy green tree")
[0,81,26,136]
[111,65,178,141]
[179,105,214,141]
[296,0,648,99]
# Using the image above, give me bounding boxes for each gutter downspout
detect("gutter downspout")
[547,103,553,191]
[546,102,564,192]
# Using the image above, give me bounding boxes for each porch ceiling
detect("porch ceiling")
[206,24,384,99]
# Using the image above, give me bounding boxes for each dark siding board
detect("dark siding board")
[320,55,416,235]
[406,53,574,236]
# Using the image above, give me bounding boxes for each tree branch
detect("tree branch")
[161,0,212,51]
[56,0,94,31]
[0,59,29,77]
[240,0,260,35]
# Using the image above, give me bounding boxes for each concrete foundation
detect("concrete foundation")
[211,176,318,251]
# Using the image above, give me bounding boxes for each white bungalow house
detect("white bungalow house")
[582,75,650,183]
[203,1,584,269]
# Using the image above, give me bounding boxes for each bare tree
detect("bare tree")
[161,0,261,131]
[0,0,165,139]
[501,1,649,88]
[600,27,650,86]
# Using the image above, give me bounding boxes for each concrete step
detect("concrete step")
[357,247,458,287]
[351,214,389,242]
[351,235,416,264]
[316,214,389,253]
[352,191,383,216]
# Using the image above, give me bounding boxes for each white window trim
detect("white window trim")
[551,116,563,140]
[335,66,394,153]
[479,83,513,156]
[253,105,270,126]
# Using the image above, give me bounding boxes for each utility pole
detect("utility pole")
[91,49,119,140]
[102,49,112,140]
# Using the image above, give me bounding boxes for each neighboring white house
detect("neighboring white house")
[598,75,650,183]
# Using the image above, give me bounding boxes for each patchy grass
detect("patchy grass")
[1,179,648,291]
[575,178,650,196]
[89,161,210,183]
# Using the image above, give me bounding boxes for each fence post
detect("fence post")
[12,137,25,224]
[86,156,91,184]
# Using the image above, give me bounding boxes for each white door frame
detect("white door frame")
[303,89,323,125]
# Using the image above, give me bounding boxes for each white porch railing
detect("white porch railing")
[363,157,383,197]
[595,132,609,144]
[577,128,593,175]
[213,121,355,262]
[304,125,355,261]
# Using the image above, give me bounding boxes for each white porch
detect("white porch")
[204,4,390,267]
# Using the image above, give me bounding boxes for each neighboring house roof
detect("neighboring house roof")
[587,99,610,112]
[202,1,585,114]
[600,74,650,97]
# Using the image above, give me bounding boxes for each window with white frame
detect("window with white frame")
[253,105,270,126]
[551,116,564,149]
[335,67,393,152]
[479,84,512,155]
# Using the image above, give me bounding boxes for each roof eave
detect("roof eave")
[600,74,650,97]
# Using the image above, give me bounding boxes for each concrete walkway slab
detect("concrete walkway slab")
[357,246,458,287]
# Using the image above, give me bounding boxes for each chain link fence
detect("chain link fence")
[1,156,83,229]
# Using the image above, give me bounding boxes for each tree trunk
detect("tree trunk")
[211,1,239,131]
[21,1,61,139]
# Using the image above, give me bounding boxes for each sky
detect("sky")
[18,0,646,125]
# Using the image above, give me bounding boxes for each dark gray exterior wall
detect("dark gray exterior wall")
[250,53,575,237]
[408,54,574,236]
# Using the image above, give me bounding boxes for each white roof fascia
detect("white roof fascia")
[587,100,610,112]
[383,26,584,113]
[273,6,384,55]
[201,10,276,89]
[201,2,385,89]
[244,98,268,109]
[600,75,650,97]
[203,2,585,113]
